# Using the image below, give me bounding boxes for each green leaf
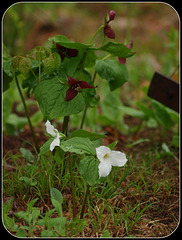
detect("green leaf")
[118,106,146,119]
[107,141,118,150]
[44,57,56,75]
[79,156,99,186]
[50,188,63,217]
[27,198,39,212]
[94,42,134,58]
[20,147,35,163]
[34,76,85,119]
[49,35,91,50]
[82,49,98,68]
[41,229,57,237]
[3,70,13,92]
[152,100,174,129]
[127,138,150,148]
[52,52,62,69]
[39,138,53,155]
[71,129,105,141]
[51,199,63,217]
[16,228,27,237]
[19,58,31,76]
[95,59,128,91]
[60,137,96,155]
[50,217,66,236]
[50,188,63,204]
[19,176,37,187]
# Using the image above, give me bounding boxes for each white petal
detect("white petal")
[96,146,111,162]
[98,161,112,178]
[50,135,60,151]
[45,120,58,137]
[109,151,128,167]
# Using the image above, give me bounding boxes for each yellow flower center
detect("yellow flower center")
[103,153,109,159]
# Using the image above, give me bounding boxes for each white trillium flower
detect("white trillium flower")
[45,120,65,151]
[96,146,128,178]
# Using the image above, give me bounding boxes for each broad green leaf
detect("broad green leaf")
[49,217,66,236]
[152,100,174,129]
[32,209,40,224]
[3,71,13,92]
[51,199,63,217]
[93,42,134,58]
[39,138,53,155]
[60,137,96,155]
[50,187,63,204]
[34,76,85,119]
[49,35,91,50]
[20,147,35,163]
[44,57,56,75]
[50,188,63,217]
[18,58,31,76]
[100,92,123,122]
[118,106,146,119]
[71,129,105,141]
[95,59,128,91]
[41,229,57,237]
[82,49,98,68]
[79,156,99,186]
[52,52,62,69]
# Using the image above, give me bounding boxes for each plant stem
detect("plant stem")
[68,153,76,218]
[80,106,88,129]
[80,184,90,219]
[14,74,39,153]
[89,25,104,45]
[80,71,97,129]
[62,116,69,136]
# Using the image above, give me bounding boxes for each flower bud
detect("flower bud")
[109,10,116,21]
[126,40,133,50]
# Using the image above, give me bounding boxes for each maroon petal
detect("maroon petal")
[67,48,78,58]
[68,76,79,85]
[78,81,96,89]
[65,87,78,101]
[56,43,62,50]
[104,25,115,39]
[118,57,126,64]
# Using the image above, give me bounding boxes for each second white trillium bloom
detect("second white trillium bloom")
[45,120,64,151]
[96,146,128,178]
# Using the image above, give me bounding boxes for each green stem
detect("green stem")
[89,25,104,45]
[80,184,90,219]
[80,106,88,129]
[62,116,69,136]
[80,71,97,129]
[68,153,76,218]
[14,74,39,153]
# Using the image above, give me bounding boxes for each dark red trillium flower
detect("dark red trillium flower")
[104,25,115,39]
[65,76,96,101]
[56,43,78,62]
[104,10,116,39]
